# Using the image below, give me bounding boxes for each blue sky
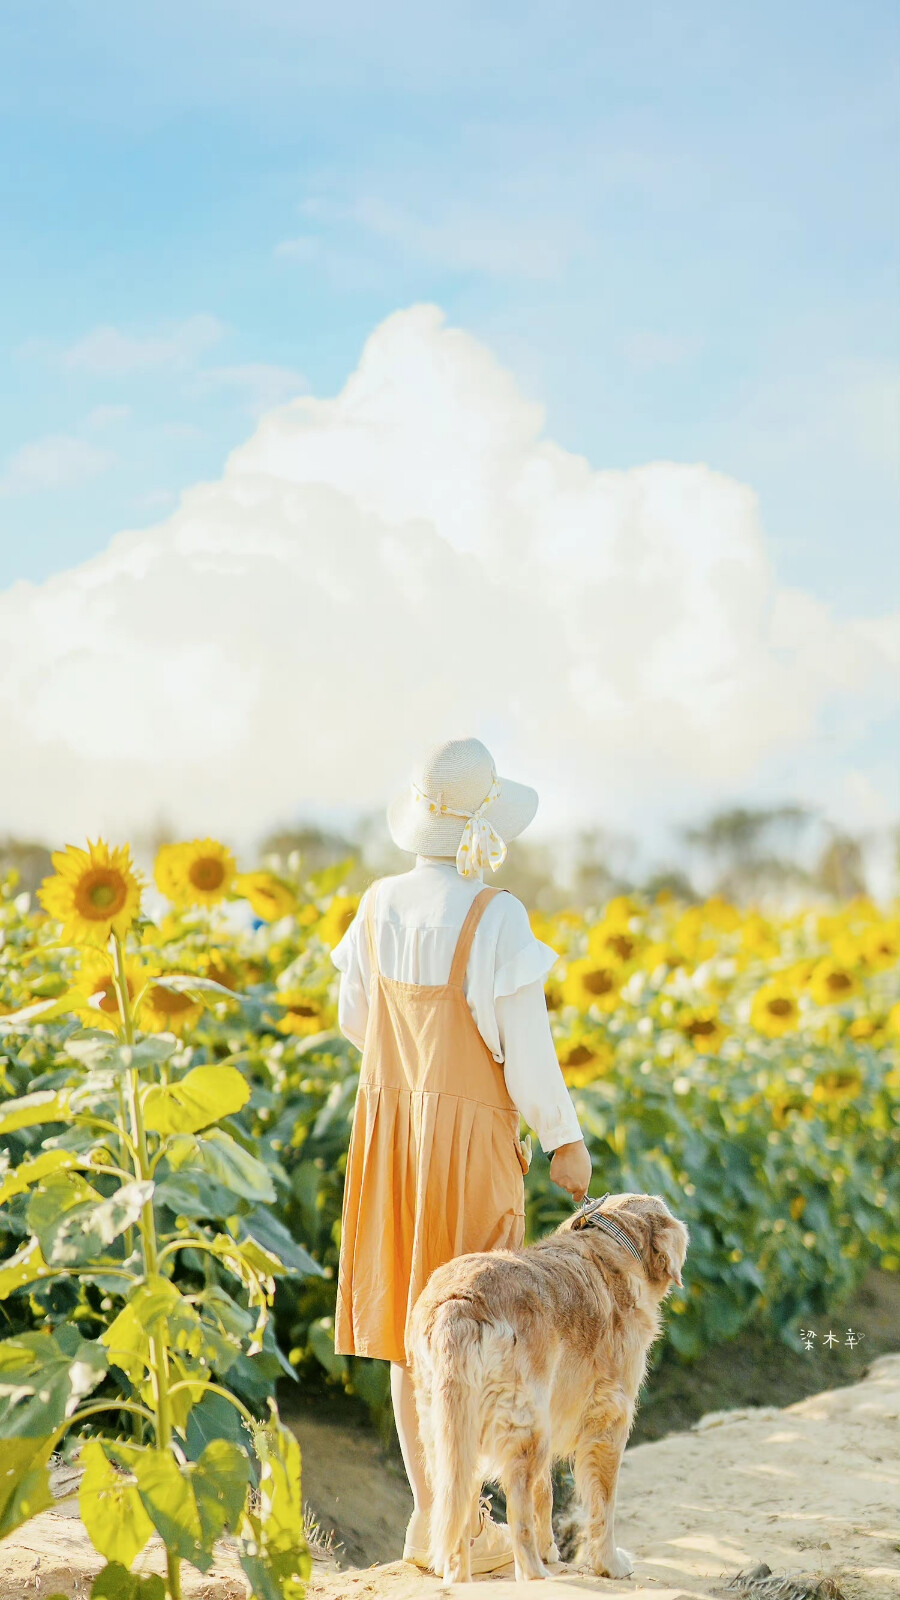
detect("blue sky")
[2,0,898,613]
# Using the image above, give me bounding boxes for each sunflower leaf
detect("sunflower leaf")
[235,1209,323,1279]
[28,1172,153,1268]
[0,1238,50,1300]
[0,1326,107,1438]
[0,1089,71,1133]
[0,992,87,1032]
[89,1563,165,1600]
[164,1129,275,1203]
[0,1436,56,1537]
[142,1065,249,1135]
[64,1034,121,1069]
[108,1443,210,1571]
[79,1440,154,1568]
[152,973,243,1000]
[238,1421,310,1600]
[0,1149,78,1209]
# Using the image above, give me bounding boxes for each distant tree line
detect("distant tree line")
[1,804,894,910]
[253,804,896,911]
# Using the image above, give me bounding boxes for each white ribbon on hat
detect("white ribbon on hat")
[410,770,508,879]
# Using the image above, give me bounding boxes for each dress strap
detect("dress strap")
[364,880,381,978]
[448,886,505,988]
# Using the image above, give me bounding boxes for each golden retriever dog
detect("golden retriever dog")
[408,1192,689,1583]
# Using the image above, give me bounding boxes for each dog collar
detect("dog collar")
[575,1194,645,1270]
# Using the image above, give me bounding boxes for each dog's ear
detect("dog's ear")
[648,1216,688,1289]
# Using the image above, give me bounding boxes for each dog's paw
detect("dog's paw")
[601,1546,634,1579]
[542,1541,560,1566]
[513,1559,547,1583]
[582,1541,634,1579]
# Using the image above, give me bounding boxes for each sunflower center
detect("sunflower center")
[189,857,226,892]
[289,1003,318,1019]
[606,934,634,961]
[583,969,615,996]
[687,1018,717,1038]
[767,996,795,1018]
[564,1043,595,1066]
[75,869,128,921]
[826,971,852,994]
[150,985,194,1016]
[95,981,120,1014]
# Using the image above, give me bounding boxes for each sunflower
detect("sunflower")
[38,840,142,947]
[848,1014,887,1045]
[750,982,801,1037]
[887,1002,900,1040]
[74,950,144,1033]
[702,896,742,933]
[679,1008,728,1054]
[234,872,296,923]
[273,990,327,1036]
[741,914,779,961]
[137,980,204,1036]
[811,1067,863,1105]
[861,922,900,971]
[155,839,237,909]
[558,1035,614,1087]
[318,896,359,950]
[808,960,860,1009]
[673,909,714,967]
[768,1089,811,1128]
[562,958,622,1013]
[587,921,640,965]
[604,895,638,928]
[153,843,184,902]
[198,948,241,991]
[641,940,678,973]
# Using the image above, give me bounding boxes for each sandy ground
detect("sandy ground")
[2,1354,897,1600]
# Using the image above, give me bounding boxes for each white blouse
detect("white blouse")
[330,857,583,1154]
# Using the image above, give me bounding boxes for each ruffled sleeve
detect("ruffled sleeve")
[493,896,560,999]
[486,895,582,1155]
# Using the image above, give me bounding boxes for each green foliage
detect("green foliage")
[1,855,898,1571]
[0,902,320,1596]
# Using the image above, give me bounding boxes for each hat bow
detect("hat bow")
[410,771,507,879]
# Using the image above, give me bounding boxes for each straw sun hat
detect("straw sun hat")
[387,737,538,879]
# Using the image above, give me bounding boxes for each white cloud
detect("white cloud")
[0,434,113,494]
[194,362,307,415]
[0,304,896,848]
[351,197,568,279]
[63,315,224,375]
[288,195,570,280]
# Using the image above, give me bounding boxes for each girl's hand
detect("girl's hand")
[549,1138,592,1202]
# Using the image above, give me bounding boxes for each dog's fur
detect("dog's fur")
[408,1192,689,1583]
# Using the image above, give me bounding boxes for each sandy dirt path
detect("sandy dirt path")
[1,1354,896,1600]
[308,1352,900,1600]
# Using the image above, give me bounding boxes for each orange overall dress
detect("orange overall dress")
[335,880,529,1364]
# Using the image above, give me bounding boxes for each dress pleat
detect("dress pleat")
[335,883,527,1364]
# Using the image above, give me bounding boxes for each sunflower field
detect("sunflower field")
[0,838,898,1595]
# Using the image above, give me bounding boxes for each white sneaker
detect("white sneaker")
[468,1496,514,1576]
[402,1510,432,1569]
[402,1498,514,1576]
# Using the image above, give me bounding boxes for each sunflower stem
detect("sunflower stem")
[114,933,182,1600]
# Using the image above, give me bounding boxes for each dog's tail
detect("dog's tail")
[426,1302,485,1579]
